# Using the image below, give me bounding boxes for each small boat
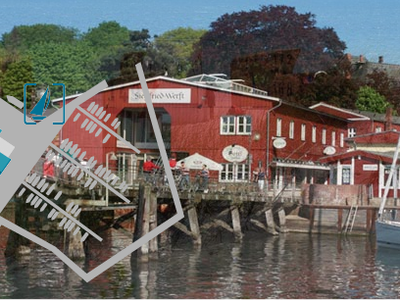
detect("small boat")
[376,134,400,248]
[30,86,50,121]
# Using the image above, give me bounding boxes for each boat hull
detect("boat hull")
[376,220,400,249]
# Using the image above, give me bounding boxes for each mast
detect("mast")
[378,133,400,221]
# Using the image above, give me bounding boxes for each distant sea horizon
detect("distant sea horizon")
[1,0,400,64]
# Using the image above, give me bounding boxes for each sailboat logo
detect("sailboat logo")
[23,83,66,126]
[30,86,51,121]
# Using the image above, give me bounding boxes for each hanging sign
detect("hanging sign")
[273,137,287,149]
[323,146,336,155]
[222,145,248,163]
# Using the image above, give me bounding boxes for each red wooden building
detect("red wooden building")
[319,131,400,198]
[54,74,350,188]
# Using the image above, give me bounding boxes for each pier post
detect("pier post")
[265,209,278,235]
[149,191,158,253]
[132,184,151,262]
[231,205,242,241]
[277,209,287,233]
[140,185,151,257]
[187,205,201,245]
[64,228,85,259]
[338,208,343,233]
[5,199,31,257]
[309,207,315,233]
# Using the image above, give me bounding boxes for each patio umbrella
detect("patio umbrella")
[176,153,223,171]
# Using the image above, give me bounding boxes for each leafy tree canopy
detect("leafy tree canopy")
[154,27,206,77]
[356,86,390,113]
[1,24,78,52]
[1,57,34,104]
[83,21,130,54]
[191,5,346,76]
[27,41,101,98]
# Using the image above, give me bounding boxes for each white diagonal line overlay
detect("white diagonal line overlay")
[76,106,140,154]
[21,181,103,241]
[49,143,131,203]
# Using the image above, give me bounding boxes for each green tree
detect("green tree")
[1,57,34,104]
[154,27,206,77]
[83,21,130,53]
[356,86,390,113]
[1,24,78,52]
[82,21,131,82]
[28,41,101,97]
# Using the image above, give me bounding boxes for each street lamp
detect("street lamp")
[105,152,118,206]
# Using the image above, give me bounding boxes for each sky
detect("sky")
[0,0,400,63]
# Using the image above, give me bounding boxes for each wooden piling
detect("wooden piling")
[64,228,85,259]
[140,185,151,257]
[187,206,201,245]
[338,208,343,233]
[5,199,31,257]
[277,209,288,233]
[265,209,278,235]
[231,206,242,241]
[309,207,315,233]
[132,184,149,261]
[149,191,158,253]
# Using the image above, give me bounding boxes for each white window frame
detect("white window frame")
[236,115,252,135]
[220,116,236,135]
[376,126,382,133]
[322,129,327,145]
[312,126,316,143]
[340,132,344,148]
[276,118,282,137]
[289,121,294,139]
[332,131,336,146]
[219,163,249,182]
[301,124,306,141]
[348,127,356,138]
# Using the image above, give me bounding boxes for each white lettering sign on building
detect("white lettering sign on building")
[129,88,191,104]
[363,164,378,171]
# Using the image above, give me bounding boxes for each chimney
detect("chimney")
[359,55,364,63]
[379,56,384,63]
[385,107,393,131]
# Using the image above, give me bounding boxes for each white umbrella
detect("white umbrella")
[176,153,223,171]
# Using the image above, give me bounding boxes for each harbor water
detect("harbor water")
[1,226,400,299]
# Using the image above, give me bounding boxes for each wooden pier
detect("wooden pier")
[5,179,392,262]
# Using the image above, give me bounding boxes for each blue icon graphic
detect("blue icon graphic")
[24,83,66,125]
[0,128,15,175]
[30,86,51,121]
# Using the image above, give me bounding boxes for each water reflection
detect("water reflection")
[3,230,400,298]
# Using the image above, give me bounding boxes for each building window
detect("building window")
[237,116,252,135]
[312,126,316,143]
[289,121,294,139]
[120,108,170,149]
[342,167,351,185]
[276,118,282,137]
[322,129,326,145]
[301,124,306,141]
[332,131,336,146]
[220,116,236,135]
[221,115,251,135]
[348,127,356,138]
[340,132,344,147]
[376,126,382,133]
[220,163,249,182]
